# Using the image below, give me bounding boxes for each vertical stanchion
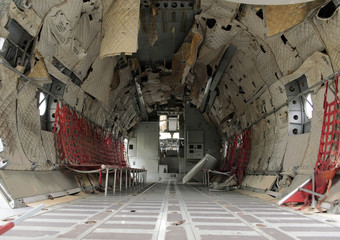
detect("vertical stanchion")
[129,169,132,188]
[142,171,145,188]
[207,170,210,187]
[136,170,139,189]
[203,171,206,186]
[312,169,316,208]
[119,168,122,192]
[105,168,109,196]
[125,168,128,190]
[113,168,117,194]
[138,171,140,190]
[132,170,136,188]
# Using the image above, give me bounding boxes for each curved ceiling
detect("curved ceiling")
[0,0,338,139]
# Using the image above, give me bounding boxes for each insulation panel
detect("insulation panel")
[100,0,140,57]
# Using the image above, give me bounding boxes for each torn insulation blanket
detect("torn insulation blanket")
[28,53,50,84]
[81,56,116,106]
[200,1,239,26]
[265,1,324,37]
[172,31,203,84]
[100,0,140,57]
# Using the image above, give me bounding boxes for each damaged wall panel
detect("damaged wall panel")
[238,5,267,38]
[63,81,81,107]
[247,119,266,172]
[251,38,283,86]
[266,21,324,76]
[200,0,239,26]
[8,1,41,36]
[258,114,276,172]
[72,6,102,81]
[81,56,116,106]
[268,80,287,108]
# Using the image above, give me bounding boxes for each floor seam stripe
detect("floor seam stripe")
[175,183,198,240]
[153,181,170,240]
[63,182,158,240]
[190,185,292,240]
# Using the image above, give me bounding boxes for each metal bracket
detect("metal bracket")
[298,187,325,199]
[0,159,8,169]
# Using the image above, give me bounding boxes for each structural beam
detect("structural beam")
[209,45,236,92]
[202,44,236,113]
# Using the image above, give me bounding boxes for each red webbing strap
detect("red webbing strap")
[98,169,102,186]
[222,134,238,172]
[234,127,251,185]
[53,103,127,168]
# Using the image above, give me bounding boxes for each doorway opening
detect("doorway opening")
[159,115,182,173]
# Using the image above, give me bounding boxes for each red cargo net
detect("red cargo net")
[282,75,340,209]
[316,74,340,172]
[53,102,127,169]
[221,128,251,184]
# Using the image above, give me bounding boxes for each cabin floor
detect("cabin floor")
[1,182,340,240]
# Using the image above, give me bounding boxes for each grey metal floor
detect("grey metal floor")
[1,182,340,240]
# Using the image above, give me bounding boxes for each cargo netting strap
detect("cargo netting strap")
[315,74,340,173]
[221,128,251,184]
[53,102,127,168]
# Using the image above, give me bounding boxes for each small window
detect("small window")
[0,37,5,51]
[38,92,47,116]
[304,93,313,119]
[0,138,6,153]
[285,75,313,135]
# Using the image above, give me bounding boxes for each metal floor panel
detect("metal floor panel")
[1,182,340,240]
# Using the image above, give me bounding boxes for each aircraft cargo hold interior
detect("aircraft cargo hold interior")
[1,0,340,239]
